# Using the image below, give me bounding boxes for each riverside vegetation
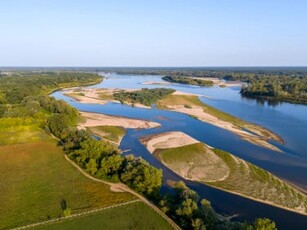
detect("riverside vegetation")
[0,71,278,229]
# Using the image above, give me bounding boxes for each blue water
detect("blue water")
[52,73,307,229]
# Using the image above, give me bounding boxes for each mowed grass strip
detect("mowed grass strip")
[156,143,307,214]
[0,133,134,229]
[33,201,173,230]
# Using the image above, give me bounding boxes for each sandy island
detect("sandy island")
[140,131,307,216]
[141,81,170,85]
[78,111,160,130]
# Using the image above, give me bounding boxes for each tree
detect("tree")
[176,198,198,217]
[99,154,123,177]
[63,208,71,217]
[252,218,277,230]
[85,159,98,175]
[120,156,162,196]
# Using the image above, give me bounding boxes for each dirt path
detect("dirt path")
[64,155,181,230]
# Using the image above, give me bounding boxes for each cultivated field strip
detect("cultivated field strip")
[11,200,140,230]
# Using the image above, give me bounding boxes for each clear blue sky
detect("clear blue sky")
[0,0,306,67]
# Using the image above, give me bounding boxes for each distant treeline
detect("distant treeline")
[239,76,307,104]
[162,76,213,87]
[106,68,307,105]
[0,72,102,104]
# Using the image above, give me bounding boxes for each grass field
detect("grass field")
[33,201,173,230]
[0,129,134,229]
[156,143,307,214]
[87,125,126,144]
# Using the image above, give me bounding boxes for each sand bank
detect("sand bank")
[140,131,199,153]
[79,112,160,130]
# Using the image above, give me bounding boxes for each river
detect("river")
[52,73,307,229]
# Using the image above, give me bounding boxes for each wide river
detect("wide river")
[53,73,307,229]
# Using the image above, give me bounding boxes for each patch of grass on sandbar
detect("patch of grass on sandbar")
[33,201,173,230]
[87,125,126,144]
[157,94,204,109]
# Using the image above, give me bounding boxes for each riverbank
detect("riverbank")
[140,131,307,216]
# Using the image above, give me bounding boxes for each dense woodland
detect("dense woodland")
[0,71,277,230]
[162,76,213,87]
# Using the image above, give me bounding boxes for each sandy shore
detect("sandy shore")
[172,91,203,96]
[140,131,199,153]
[64,88,151,109]
[63,88,115,104]
[79,111,160,129]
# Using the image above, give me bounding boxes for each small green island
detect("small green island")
[162,75,214,87]
[113,88,175,106]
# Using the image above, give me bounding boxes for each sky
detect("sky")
[0,0,306,67]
